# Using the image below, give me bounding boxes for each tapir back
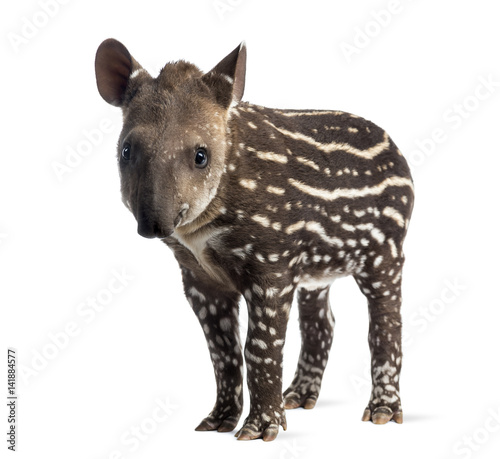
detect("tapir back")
[232,103,413,210]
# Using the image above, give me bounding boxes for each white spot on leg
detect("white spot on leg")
[252,339,268,349]
[265,307,277,317]
[388,238,398,258]
[189,287,206,302]
[219,318,232,332]
[371,228,386,244]
[279,284,294,297]
[373,255,384,268]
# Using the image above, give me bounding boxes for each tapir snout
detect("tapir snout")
[134,175,180,239]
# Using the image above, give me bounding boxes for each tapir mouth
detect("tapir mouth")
[137,218,172,239]
[137,205,189,239]
[173,204,189,229]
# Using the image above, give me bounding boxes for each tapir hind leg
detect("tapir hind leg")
[354,250,405,424]
[283,285,335,410]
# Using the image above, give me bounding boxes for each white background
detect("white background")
[1,0,500,458]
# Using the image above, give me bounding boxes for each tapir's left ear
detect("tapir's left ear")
[95,38,145,107]
[203,42,246,108]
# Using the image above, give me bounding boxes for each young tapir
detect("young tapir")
[95,38,414,441]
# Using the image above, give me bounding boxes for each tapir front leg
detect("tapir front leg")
[181,267,244,432]
[235,285,294,441]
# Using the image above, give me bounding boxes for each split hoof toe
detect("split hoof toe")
[362,406,403,424]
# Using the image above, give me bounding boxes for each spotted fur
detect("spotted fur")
[95,39,414,441]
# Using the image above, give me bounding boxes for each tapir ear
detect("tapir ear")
[95,38,143,107]
[203,42,246,108]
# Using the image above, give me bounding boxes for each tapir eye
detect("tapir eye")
[122,143,131,161]
[194,147,208,168]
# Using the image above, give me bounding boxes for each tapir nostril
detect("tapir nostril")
[153,222,163,235]
[137,218,156,239]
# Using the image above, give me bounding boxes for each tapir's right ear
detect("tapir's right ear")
[95,38,143,107]
[202,42,247,108]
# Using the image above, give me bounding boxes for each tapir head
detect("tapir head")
[95,39,246,238]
